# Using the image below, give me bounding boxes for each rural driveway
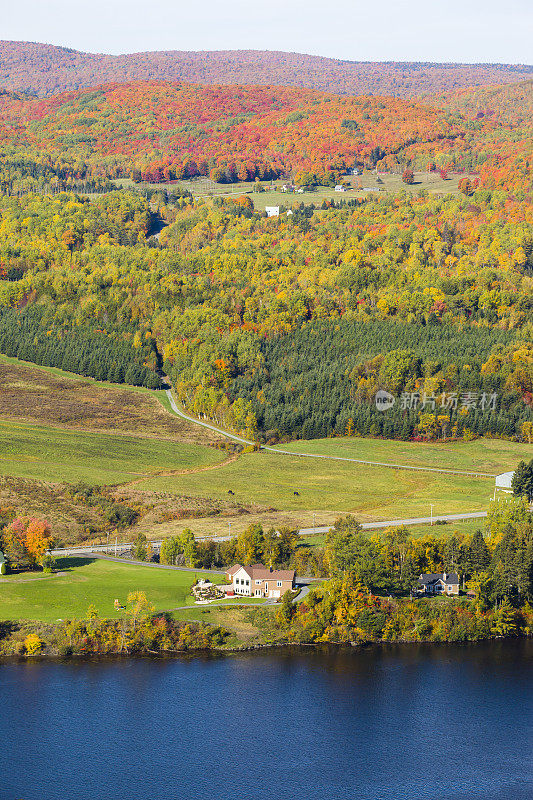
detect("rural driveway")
[164,389,495,478]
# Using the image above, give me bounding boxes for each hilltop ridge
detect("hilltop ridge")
[1,40,532,98]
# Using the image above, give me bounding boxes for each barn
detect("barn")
[495,471,515,494]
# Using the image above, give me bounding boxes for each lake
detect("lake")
[1,641,532,800]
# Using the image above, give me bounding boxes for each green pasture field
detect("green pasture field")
[249,173,463,210]
[133,449,497,521]
[0,557,224,622]
[277,436,526,474]
[114,171,463,210]
[133,431,526,520]
[0,419,223,484]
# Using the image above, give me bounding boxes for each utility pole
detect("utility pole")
[430,504,434,526]
[115,536,118,557]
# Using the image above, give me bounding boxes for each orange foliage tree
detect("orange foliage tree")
[2,516,54,568]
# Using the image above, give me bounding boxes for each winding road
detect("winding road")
[164,389,495,478]
[49,389,492,561]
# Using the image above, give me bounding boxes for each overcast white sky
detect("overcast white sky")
[3,0,532,64]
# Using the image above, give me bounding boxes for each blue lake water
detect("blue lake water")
[1,640,532,800]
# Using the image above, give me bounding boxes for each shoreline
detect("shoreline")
[1,631,527,665]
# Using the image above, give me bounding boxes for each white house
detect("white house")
[225,564,295,599]
[265,206,280,217]
[334,184,346,192]
[495,471,515,493]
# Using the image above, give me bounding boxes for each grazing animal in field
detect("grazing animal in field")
[228,490,234,495]
[294,491,300,496]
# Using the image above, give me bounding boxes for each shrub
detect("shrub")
[23,633,43,655]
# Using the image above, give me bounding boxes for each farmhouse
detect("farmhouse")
[417,572,460,596]
[226,564,295,599]
[0,550,6,575]
[265,206,280,217]
[334,184,346,192]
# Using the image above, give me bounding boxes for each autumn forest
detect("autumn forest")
[0,62,531,444]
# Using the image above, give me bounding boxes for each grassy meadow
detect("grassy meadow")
[0,419,223,484]
[0,353,223,443]
[134,448,496,521]
[0,557,224,622]
[249,172,463,210]
[276,436,526,474]
[133,421,528,522]
[0,353,528,538]
[115,170,463,211]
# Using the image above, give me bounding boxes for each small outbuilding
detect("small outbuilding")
[495,471,515,494]
[0,550,7,575]
[265,206,280,217]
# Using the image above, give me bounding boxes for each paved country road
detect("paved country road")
[50,511,488,557]
[299,511,488,536]
[49,391,490,559]
[164,389,495,478]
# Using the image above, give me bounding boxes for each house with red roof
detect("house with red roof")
[225,563,295,599]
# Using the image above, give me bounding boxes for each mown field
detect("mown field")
[135,449,495,521]
[0,557,224,622]
[1,355,528,537]
[278,436,526,474]
[118,170,462,210]
[0,419,223,484]
[250,172,463,210]
[133,422,528,522]
[2,378,527,525]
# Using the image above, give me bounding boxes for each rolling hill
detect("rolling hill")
[0,80,466,183]
[1,40,532,98]
[0,78,530,192]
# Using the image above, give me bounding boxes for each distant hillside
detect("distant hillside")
[1,40,532,98]
[434,79,533,125]
[0,79,530,193]
[0,81,468,184]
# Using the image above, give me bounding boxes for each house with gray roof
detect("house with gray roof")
[417,572,460,596]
